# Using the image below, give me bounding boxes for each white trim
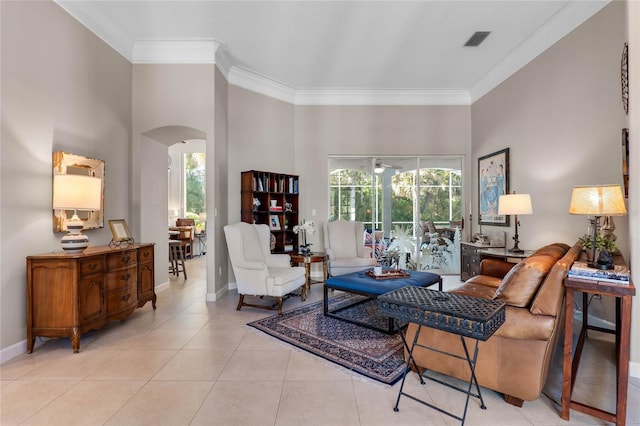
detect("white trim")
[470,0,610,103]
[228,67,297,104]
[0,340,28,364]
[207,285,230,302]
[294,88,470,106]
[133,40,220,64]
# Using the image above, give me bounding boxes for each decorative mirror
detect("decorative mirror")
[52,151,105,232]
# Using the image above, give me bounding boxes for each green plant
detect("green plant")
[579,233,617,252]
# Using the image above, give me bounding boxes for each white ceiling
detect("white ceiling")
[55,0,609,105]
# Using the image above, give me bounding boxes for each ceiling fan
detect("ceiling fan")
[374,159,403,174]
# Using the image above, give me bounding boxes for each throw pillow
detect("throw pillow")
[493,254,558,307]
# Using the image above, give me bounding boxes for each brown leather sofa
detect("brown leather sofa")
[405,242,582,407]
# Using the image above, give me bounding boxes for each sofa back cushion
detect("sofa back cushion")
[493,243,570,307]
[530,243,581,316]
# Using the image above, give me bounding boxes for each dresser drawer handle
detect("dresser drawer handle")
[121,293,131,301]
[121,273,131,281]
[88,263,98,270]
[143,252,150,258]
[121,255,131,263]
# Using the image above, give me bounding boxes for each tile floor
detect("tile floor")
[2,255,639,425]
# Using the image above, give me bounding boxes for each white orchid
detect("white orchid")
[293,220,315,235]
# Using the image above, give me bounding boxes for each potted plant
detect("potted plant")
[579,233,618,269]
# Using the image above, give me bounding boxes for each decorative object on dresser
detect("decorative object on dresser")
[569,184,627,270]
[478,148,509,226]
[52,174,102,253]
[108,219,134,247]
[26,244,156,353]
[241,170,299,253]
[498,192,533,253]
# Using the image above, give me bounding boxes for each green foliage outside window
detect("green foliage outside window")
[329,165,461,231]
[185,152,205,215]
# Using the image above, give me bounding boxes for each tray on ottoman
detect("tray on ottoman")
[378,286,505,341]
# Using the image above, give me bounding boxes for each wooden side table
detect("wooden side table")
[289,252,328,300]
[561,267,635,425]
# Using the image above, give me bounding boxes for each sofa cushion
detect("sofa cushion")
[493,253,558,307]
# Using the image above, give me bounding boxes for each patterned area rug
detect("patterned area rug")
[247,294,406,385]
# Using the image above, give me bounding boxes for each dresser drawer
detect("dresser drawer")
[105,266,137,293]
[138,245,154,263]
[80,258,103,276]
[461,243,480,254]
[106,250,137,270]
[106,282,137,314]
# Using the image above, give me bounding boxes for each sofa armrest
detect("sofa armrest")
[494,306,556,340]
[479,258,517,279]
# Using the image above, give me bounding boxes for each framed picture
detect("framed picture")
[622,128,629,198]
[108,219,132,242]
[269,215,281,230]
[478,148,510,226]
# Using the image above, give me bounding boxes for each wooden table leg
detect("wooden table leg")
[561,288,574,420]
[616,295,631,425]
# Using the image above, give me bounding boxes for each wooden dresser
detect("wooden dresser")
[26,244,156,353]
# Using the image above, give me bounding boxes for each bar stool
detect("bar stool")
[169,240,187,279]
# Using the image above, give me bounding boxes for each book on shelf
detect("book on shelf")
[284,244,294,252]
[269,207,283,211]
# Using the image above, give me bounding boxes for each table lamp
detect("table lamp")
[53,174,102,253]
[569,184,626,269]
[498,192,533,253]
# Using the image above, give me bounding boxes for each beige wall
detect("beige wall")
[214,67,229,297]
[132,64,219,296]
[471,2,627,329]
[293,105,472,248]
[0,1,132,354]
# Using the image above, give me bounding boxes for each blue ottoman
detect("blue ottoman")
[324,269,442,334]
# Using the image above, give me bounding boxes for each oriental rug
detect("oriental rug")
[247,294,405,385]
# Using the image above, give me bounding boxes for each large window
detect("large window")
[329,156,463,233]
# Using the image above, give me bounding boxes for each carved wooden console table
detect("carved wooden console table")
[26,243,156,353]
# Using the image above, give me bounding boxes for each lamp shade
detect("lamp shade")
[498,193,533,215]
[569,184,627,216]
[53,174,102,211]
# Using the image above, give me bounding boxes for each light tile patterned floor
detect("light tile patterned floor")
[2,255,638,425]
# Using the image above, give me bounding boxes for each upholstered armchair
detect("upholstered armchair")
[323,220,376,276]
[224,222,306,314]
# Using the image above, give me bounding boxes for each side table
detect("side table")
[379,286,505,424]
[561,271,635,425]
[289,252,328,300]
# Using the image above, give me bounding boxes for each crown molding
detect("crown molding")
[294,89,470,106]
[133,40,220,64]
[228,67,297,104]
[470,0,610,103]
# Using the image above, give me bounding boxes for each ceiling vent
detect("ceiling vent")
[464,31,491,47]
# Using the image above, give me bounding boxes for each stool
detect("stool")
[169,240,187,279]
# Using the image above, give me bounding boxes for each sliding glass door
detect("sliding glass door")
[328,155,463,273]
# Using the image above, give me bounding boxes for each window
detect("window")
[329,156,463,271]
[184,152,206,230]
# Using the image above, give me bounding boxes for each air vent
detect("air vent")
[464,31,491,47]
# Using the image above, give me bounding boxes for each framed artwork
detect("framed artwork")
[478,148,510,226]
[622,128,629,198]
[108,219,132,242]
[269,215,281,230]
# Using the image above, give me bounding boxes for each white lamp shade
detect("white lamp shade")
[53,174,102,211]
[569,184,627,216]
[498,193,533,215]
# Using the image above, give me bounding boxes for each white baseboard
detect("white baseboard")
[207,284,230,302]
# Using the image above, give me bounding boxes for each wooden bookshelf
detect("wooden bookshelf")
[241,170,299,253]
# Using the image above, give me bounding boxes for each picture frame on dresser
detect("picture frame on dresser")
[478,148,510,226]
[109,219,132,242]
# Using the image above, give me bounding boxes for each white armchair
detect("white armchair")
[323,220,376,276]
[224,222,306,315]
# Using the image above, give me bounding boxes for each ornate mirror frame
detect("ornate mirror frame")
[52,151,105,232]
